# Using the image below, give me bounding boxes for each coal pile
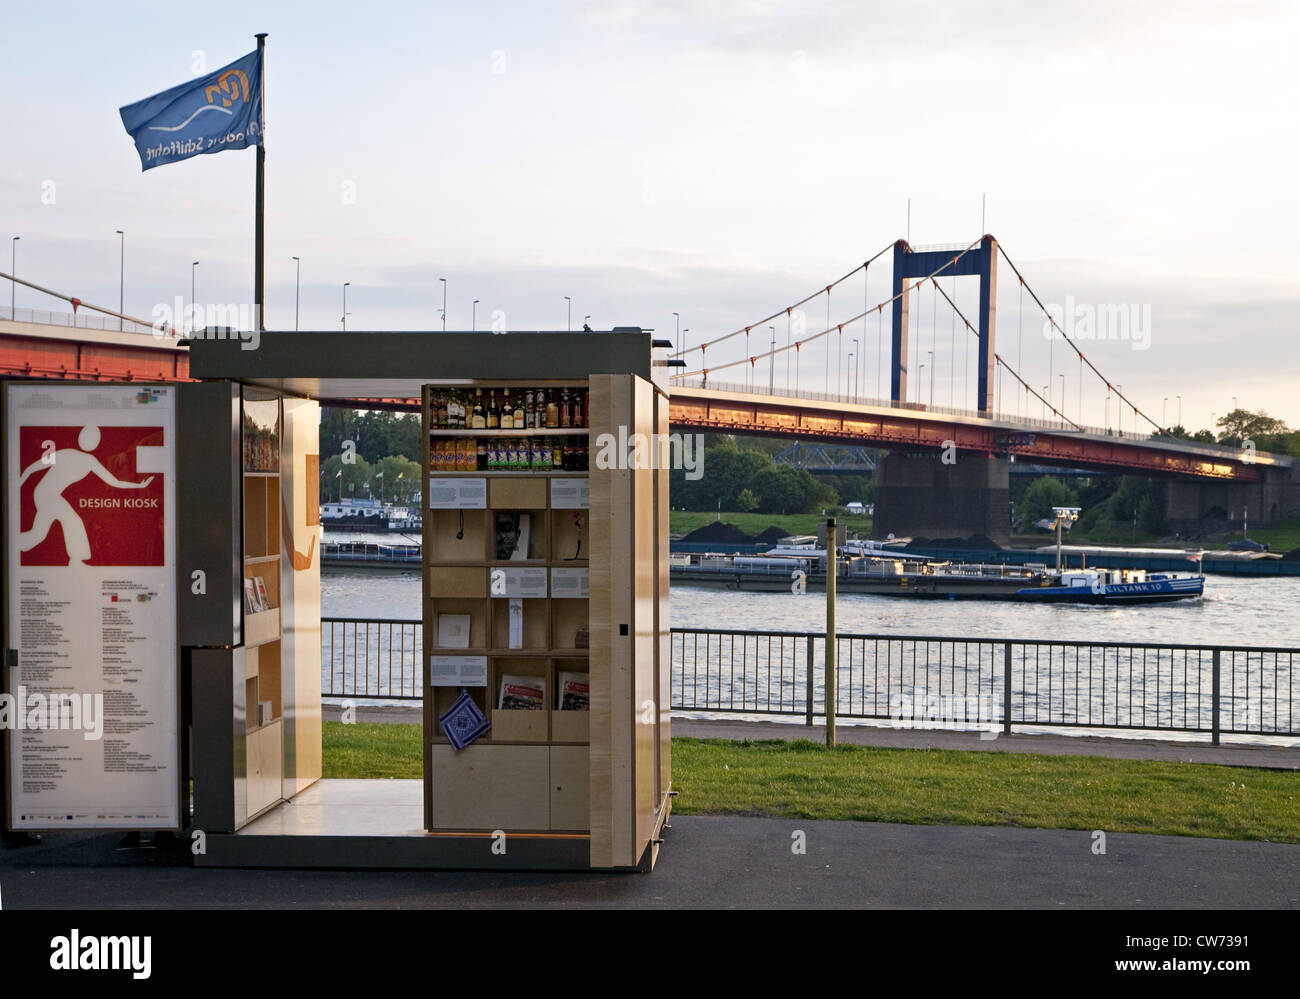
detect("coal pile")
[680,521,756,544]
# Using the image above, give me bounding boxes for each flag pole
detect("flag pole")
[254,32,267,331]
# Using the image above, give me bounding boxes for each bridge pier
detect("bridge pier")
[872,452,1010,547]
[1160,465,1299,538]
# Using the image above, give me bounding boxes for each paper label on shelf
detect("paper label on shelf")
[4,383,180,830]
[550,567,589,598]
[428,477,487,509]
[493,565,548,598]
[429,655,488,687]
[549,477,589,509]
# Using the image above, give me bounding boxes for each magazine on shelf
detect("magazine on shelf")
[243,578,260,613]
[494,512,532,560]
[436,613,473,648]
[557,671,589,711]
[499,674,546,710]
[253,576,271,612]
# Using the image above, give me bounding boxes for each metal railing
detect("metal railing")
[322,617,423,699]
[673,629,1299,741]
[0,304,160,336]
[319,618,1298,741]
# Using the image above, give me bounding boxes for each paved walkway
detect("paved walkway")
[3,817,1297,908]
[322,703,1300,770]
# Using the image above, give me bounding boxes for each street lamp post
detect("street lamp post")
[564,296,571,332]
[1177,395,1182,429]
[1163,397,1168,430]
[848,352,855,404]
[472,299,479,332]
[190,261,199,334]
[115,230,124,329]
[292,256,300,331]
[342,282,350,331]
[439,278,447,331]
[9,236,18,319]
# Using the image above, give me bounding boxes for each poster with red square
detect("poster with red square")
[17,424,166,566]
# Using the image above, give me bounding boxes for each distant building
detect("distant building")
[845,501,867,515]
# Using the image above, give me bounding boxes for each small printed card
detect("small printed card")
[439,691,490,751]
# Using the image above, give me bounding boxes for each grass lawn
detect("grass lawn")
[670,510,872,540]
[1243,516,1300,554]
[321,723,1300,843]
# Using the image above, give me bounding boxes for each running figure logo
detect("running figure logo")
[17,425,165,567]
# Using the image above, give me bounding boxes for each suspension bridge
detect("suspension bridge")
[1,233,1294,544]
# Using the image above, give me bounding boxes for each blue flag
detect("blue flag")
[119,49,263,171]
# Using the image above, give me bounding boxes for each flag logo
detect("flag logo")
[119,49,263,171]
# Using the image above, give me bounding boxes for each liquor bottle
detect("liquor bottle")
[476,439,487,471]
[560,387,572,428]
[487,390,500,429]
[523,390,535,429]
[452,392,464,429]
[513,394,525,429]
[470,389,485,429]
[579,388,588,428]
[545,390,559,428]
[436,394,448,429]
[501,390,514,429]
[552,437,563,469]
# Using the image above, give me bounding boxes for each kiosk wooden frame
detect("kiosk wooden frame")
[184,330,673,870]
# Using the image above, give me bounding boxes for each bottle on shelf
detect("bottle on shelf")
[545,390,559,428]
[435,394,448,429]
[476,439,488,470]
[523,390,535,429]
[560,387,572,428]
[487,390,500,429]
[501,390,514,429]
[471,389,486,429]
[513,393,525,429]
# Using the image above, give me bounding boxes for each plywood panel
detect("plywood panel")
[631,376,658,855]
[280,397,322,798]
[654,390,672,803]
[428,566,488,598]
[489,477,547,510]
[551,746,589,830]
[430,745,550,830]
[588,374,636,867]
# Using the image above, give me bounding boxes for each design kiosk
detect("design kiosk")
[3,331,673,871]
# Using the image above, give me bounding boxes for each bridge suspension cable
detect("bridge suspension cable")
[926,275,1082,431]
[675,237,985,381]
[996,245,1167,437]
[671,240,895,362]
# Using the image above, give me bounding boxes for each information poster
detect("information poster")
[4,384,179,830]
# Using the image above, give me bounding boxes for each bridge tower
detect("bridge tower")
[891,234,997,417]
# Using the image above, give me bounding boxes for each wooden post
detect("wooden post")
[825,517,836,747]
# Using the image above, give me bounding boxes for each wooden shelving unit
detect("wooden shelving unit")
[423,383,592,833]
[241,392,284,820]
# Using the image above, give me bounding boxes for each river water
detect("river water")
[321,532,1299,743]
[323,568,1299,648]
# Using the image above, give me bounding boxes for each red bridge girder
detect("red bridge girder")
[0,333,192,384]
[668,392,1265,482]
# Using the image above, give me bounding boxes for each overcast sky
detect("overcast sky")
[2,0,1296,432]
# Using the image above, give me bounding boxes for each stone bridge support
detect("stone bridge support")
[872,452,1011,546]
[1161,464,1299,536]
